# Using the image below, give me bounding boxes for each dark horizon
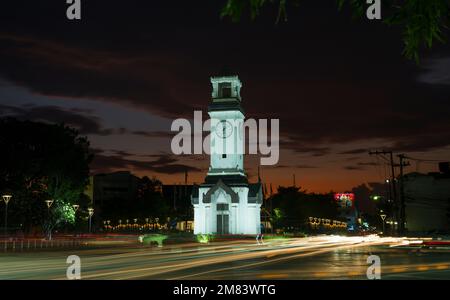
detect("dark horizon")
[1,0,449,193]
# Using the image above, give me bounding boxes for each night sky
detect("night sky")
[1,0,449,193]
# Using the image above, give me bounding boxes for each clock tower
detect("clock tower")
[191,73,263,235]
[208,75,244,175]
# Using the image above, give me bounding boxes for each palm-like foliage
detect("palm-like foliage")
[222,0,450,63]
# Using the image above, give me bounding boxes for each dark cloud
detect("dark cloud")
[417,57,450,85]
[345,156,362,161]
[279,139,331,156]
[272,164,317,169]
[357,162,379,167]
[91,150,201,175]
[344,166,365,171]
[0,0,450,175]
[0,33,200,119]
[0,104,114,135]
[297,164,318,169]
[390,133,450,152]
[132,130,175,138]
[339,148,368,155]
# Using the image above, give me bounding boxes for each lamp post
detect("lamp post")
[45,199,54,210]
[2,195,12,237]
[44,199,54,240]
[71,204,79,236]
[88,208,94,234]
[380,211,387,235]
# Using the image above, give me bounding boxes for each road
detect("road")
[1,235,449,280]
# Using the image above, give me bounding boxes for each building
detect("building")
[334,193,359,230]
[93,171,140,206]
[191,74,263,235]
[86,171,195,226]
[84,175,94,205]
[404,164,450,233]
[162,184,194,225]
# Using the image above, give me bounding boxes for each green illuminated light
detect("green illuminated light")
[196,234,213,244]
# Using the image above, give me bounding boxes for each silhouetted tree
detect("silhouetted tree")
[221,0,449,63]
[99,176,169,223]
[137,176,169,220]
[270,186,340,231]
[0,118,93,237]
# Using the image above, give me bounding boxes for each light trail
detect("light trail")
[1,235,448,280]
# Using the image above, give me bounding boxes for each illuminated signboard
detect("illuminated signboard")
[334,193,354,208]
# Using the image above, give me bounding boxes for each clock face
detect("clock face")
[215,120,233,138]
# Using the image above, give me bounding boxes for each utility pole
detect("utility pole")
[397,154,410,234]
[369,150,398,233]
[173,183,177,212]
[269,183,273,234]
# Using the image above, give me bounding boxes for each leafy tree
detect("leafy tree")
[0,118,93,238]
[221,0,450,63]
[137,176,169,220]
[446,198,450,227]
[271,207,285,229]
[270,186,340,230]
[99,176,169,224]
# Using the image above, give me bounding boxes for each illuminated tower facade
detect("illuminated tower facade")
[191,74,262,235]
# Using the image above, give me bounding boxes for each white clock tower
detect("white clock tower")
[192,73,262,235]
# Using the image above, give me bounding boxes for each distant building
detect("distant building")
[84,175,94,205]
[334,193,359,230]
[93,171,140,206]
[162,184,194,218]
[404,163,450,232]
[88,171,195,229]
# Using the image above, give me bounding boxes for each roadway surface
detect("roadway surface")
[1,235,449,280]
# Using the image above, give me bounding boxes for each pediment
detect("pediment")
[202,179,239,204]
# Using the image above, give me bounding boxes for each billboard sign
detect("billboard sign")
[334,193,354,208]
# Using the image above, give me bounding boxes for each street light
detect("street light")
[45,199,54,209]
[44,199,54,240]
[88,207,94,234]
[2,195,12,237]
[71,204,80,236]
[380,211,387,235]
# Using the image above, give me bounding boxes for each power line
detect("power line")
[397,154,410,234]
[369,150,399,234]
